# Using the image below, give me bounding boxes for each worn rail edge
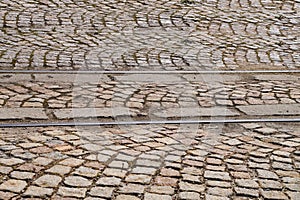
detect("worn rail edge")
[0,118,299,128]
[0,70,300,74]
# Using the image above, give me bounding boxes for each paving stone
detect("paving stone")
[287,192,300,200]
[207,187,233,197]
[54,108,134,119]
[64,176,92,187]
[144,193,172,200]
[150,186,175,195]
[285,183,300,191]
[0,108,48,120]
[115,195,141,200]
[223,139,243,146]
[235,179,259,189]
[155,137,178,145]
[188,149,209,157]
[32,157,53,166]
[125,174,152,184]
[23,186,53,197]
[118,184,145,194]
[205,194,230,200]
[282,177,300,183]
[115,154,135,162]
[255,127,277,134]
[237,104,300,116]
[0,179,27,193]
[154,176,178,186]
[73,166,99,177]
[0,191,17,199]
[96,177,122,186]
[57,187,87,198]
[179,181,205,192]
[153,107,239,118]
[204,171,231,181]
[136,159,161,167]
[132,167,157,175]
[160,168,180,177]
[179,192,200,200]
[89,187,114,198]
[225,158,243,164]
[34,174,62,187]
[19,143,43,149]
[97,154,111,163]
[59,158,85,167]
[0,158,25,166]
[103,168,127,178]
[182,174,201,183]
[10,171,35,180]
[282,141,299,147]
[234,187,259,197]
[272,161,294,170]
[249,161,270,169]
[259,180,282,190]
[29,146,53,154]
[257,169,279,180]
[108,160,129,169]
[46,165,72,175]
[206,180,231,188]
[0,166,13,174]
[17,163,44,172]
[84,197,106,200]
[230,172,251,179]
[181,167,202,175]
[261,191,289,200]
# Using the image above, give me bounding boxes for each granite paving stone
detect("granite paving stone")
[1,1,299,198]
[0,96,299,200]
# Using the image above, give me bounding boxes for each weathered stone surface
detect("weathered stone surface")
[24,186,53,197]
[64,176,92,187]
[204,171,231,181]
[150,186,174,195]
[115,74,182,82]
[46,165,72,175]
[125,174,152,184]
[57,187,87,198]
[89,187,114,198]
[237,104,300,116]
[0,158,24,166]
[179,192,200,199]
[0,108,48,120]
[144,193,172,200]
[115,195,141,200]
[261,191,289,200]
[34,174,62,187]
[118,184,145,194]
[97,177,122,186]
[153,107,239,118]
[54,108,135,119]
[0,179,27,193]
[10,171,35,180]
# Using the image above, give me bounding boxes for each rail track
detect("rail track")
[1,69,300,74]
[0,69,299,128]
[0,118,300,128]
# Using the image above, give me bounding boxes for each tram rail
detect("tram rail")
[0,70,300,74]
[0,118,299,128]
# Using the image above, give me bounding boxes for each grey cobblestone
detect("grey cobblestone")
[0,123,298,198]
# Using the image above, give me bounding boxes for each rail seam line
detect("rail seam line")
[0,118,299,128]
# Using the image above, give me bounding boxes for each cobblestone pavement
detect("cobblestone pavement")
[0,123,299,199]
[0,73,299,120]
[0,0,299,70]
[1,0,300,199]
